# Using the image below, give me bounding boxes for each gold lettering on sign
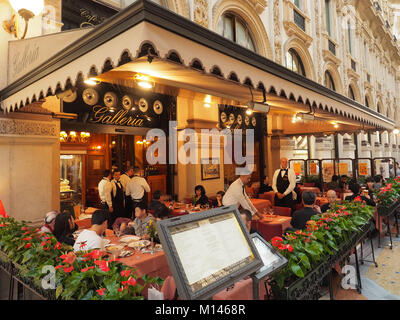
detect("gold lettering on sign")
[91,106,144,127]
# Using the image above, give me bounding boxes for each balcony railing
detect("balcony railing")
[328,39,336,56]
[294,9,305,32]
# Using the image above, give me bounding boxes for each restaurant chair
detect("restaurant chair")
[272,206,292,217]
[303,182,315,187]
[259,192,275,207]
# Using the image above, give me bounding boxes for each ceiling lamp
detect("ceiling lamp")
[4,0,44,39]
[134,74,154,89]
[84,78,100,86]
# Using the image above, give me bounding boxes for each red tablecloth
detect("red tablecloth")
[161,276,268,300]
[253,216,292,241]
[105,236,170,279]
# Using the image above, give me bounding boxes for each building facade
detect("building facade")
[0,0,399,223]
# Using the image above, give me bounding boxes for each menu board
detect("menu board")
[310,163,318,175]
[339,163,349,176]
[293,163,302,176]
[359,163,368,176]
[157,206,263,300]
[169,213,254,293]
[323,163,334,182]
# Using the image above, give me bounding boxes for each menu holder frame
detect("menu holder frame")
[250,233,288,281]
[156,205,263,300]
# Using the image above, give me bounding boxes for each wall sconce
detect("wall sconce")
[60,131,91,143]
[84,78,100,86]
[393,129,399,135]
[3,0,45,39]
[134,74,155,89]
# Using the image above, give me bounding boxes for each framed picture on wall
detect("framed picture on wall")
[201,158,220,180]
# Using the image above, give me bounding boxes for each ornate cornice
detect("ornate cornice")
[194,0,209,28]
[0,118,58,137]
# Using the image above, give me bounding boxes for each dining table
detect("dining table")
[252,215,292,241]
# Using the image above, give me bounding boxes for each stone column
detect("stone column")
[0,110,60,225]
[382,131,391,158]
[340,134,356,159]
[371,132,383,158]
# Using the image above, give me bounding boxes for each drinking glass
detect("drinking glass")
[134,245,141,259]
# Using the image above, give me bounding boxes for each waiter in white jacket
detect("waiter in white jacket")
[126,167,150,219]
[223,173,263,219]
[98,169,113,228]
[120,166,134,218]
[272,158,296,209]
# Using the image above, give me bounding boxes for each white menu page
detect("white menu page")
[171,213,253,286]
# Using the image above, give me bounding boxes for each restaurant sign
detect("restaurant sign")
[61,0,118,31]
[62,83,174,130]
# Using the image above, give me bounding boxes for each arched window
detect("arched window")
[349,86,355,101]
[217,13,256,52]
[286,49,306,76]
[324,71,335,91]
[365,96,370,108]
[377,104,382,114]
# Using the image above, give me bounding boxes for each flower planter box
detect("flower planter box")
[377,201,400,217]
[269,221,373,300]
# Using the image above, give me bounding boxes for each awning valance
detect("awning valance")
[0,0,394,132]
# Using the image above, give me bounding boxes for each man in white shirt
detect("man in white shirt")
[126,167,151,219]
[223,173,263,219]
[98,170,113,228]
[74,210,108,252]
[120,166,134,218]
[272,157,296,209]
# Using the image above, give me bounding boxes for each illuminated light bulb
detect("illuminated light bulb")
[70,131,76,137]
[84,78,99,86]
[394,129,399,135]
[112,141,116,145]
[138,81,153,89]
[86,133,91,138]
[96,146,102,150]
[204,103,211,108]
[246,109,253,115]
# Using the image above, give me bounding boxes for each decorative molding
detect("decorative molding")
[273,0,282,64]
[248,0,267,15]
[16,101,53,115]
[194,0,209,28]
[0,118,58,137]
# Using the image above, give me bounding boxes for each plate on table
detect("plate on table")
[119,250,134,258]
[105,244,125,252]
[127,240,151,248]
[119,235,141,243]
[103,239,111,246]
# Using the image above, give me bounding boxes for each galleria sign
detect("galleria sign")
[90,106,145,127]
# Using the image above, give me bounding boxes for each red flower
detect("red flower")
[127,277,137,287]
[90,250,103,259]
[271,236,283,248]
[99,264,110,272]
[0,224,6,227]
[24,243,32,249]
[23,237,32,241]
[354,196,362,202]
[121,270,131,278]
[286,245,293,253]
[54,242,62,250]
[23,231,30,236]
[118,288,123,292]
[40,241,46,247]
[81,268,89,273]
[96,288,106,296]
[21,227,28,231]
[64,266,74,273]
[62,252,76,265]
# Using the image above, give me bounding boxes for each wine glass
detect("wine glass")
[134,245,141,259]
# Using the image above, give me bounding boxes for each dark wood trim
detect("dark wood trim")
[0,0,393,127]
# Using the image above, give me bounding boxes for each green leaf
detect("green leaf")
[56,284,63,299]
[289,262,305,278]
